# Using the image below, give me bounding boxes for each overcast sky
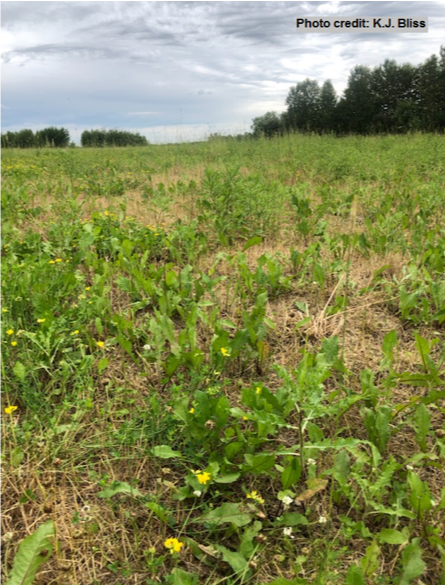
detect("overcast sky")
[1,1,444,144]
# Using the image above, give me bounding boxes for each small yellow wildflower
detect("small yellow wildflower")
[55,258,62,263]
[164,538,184,554]
[49,260,55,264]
[193,470,212,485]
[7,329,14,336]
[37,318,46,323]
[71,330,79,335]
[96,341,104,348]
[189,407,195,414]
[2,308,8,313]
[11,341,17,346]
[85,287,91,291]
[243,416,248,421]
[246,490,265,504]
[220,347,229,357]
[4,406,18,415]
[256,387,261,394]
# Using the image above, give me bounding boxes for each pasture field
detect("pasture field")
[2,133,445,585]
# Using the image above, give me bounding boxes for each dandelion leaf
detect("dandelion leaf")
[6,520,54,585]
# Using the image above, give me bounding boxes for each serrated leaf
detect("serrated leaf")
[201,503,252,527]
[6,521,54,585]
[321,335,339,364]
[360,540,380,577]
[151,445,182,459]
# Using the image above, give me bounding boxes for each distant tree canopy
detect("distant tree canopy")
[1,127,149,148]
[251,112,284,138]
[252,47,445,136]
[81,129,148,147]
[1,127,71,148]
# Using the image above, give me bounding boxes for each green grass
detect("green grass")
[2,133,445,585]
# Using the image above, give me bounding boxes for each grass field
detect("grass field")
[2,133,445,585]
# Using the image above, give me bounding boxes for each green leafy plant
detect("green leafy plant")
[6,521,55,585]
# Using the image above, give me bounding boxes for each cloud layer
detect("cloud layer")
[2,1,444,143]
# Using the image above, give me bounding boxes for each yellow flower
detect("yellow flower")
[189,407,195,414]
[55,258,62,263]
[220,347,230,357]
[4,406,18,415]
[7,329,14,336]
[37,318,46,323]
[2,308,8,313]
[246,490,265,504]
[164,538,184,554]
[49,260,55,264]
[256,387,261,394]
[194,471,211,485]
[85,287,91,291]
[96,341,104,348]
[11,341,18,346]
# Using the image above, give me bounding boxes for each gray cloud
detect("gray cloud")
[1,1,444,142]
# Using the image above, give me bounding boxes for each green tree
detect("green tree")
[251,112,282,138]
[36,127,70,147]
[415,51,445,131]
[341,66,376,133]
[371,60,417,132]
[81,129,148,147]
[285,79,321,131]
[15,129,37,148]
[318,80,338,132]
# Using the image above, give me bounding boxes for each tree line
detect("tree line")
[80,129,148,147]
[252,47,445,137]
[1,127,71,149]
[1,127,149,148]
